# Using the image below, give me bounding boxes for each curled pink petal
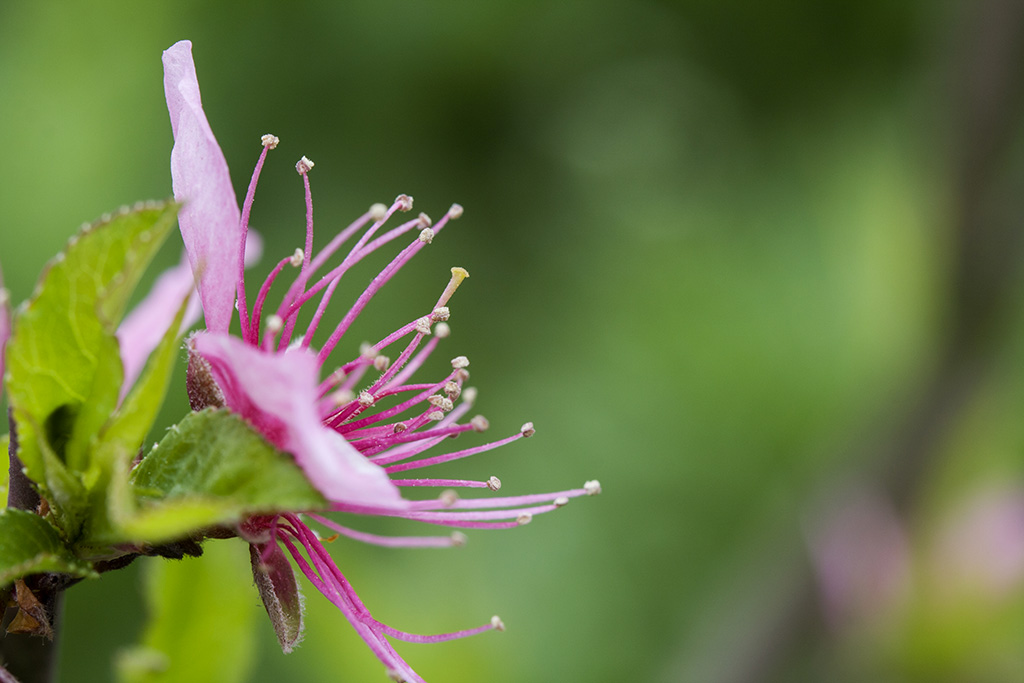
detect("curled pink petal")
[191,331,406,509]
[117,234,261,401]
[163,40,242,335]
[116,256,200,399]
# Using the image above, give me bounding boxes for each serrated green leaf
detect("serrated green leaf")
[116,541,256,683]
[115,410,325,545]
[4,202,179,524]
[0,508,95,586]
[86,293,191,543]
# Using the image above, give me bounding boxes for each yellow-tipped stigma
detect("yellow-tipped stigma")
[437,266,470,308]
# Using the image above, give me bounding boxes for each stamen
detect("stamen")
[448,204,464,220]
[452,356,470,369]
[584,480,602,496]
[517,513,533,526]
[391,478,499,490]
[305,514,466,549]
[470,415,489,432]
[521,422,536,437]
[238,135,278,340]
[396,194,414,212]
[434,322,451,339]
[295,156,315,175]
[250,254,294,345]
[382,431,525,473]
[418,228,434,244]
[418,212,432,228]
[290,249,304,267]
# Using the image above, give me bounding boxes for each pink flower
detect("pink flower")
[163,40,599,681]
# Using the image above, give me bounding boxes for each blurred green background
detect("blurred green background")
[3,0,1024,681]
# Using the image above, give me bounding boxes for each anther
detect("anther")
[584,480,602,496]
[431,306,450,322]
[490,615,505,631]
[516,513,533,526]
[443,381,461,399]
[395,194,414,212]
[451,531,468,547]
[487,476,502,491]
[554,496,570,508]
[266,314,284,334]
[369,203,388,221]
[520,422,536,437]
[295,156,315,174]
[357,391,375,407]
[451,356,470,369]
[426,410,445,422]
[418,227,435,244]
[448,204,464,220]
[440,490,459,507]
[415,317,433,335]
[455,368,470,382]
[461,387,478,405]
[359,342,379,359]
[434,322,451,339]
[289,248,304,267]
[418,212,433,228]
[428,395,454,412]
[261,134,279,149]
[470,415,489,432]
[373,355,391,372]
[330,389,354,407]
[393,422,408,434]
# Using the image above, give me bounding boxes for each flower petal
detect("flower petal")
[116,256,200,400]
[118,233,263,401]
[163,40,242,335]
[191,332,406,508]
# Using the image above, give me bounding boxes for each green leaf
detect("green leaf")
[114,410,325,545]
[4,201,179,527]
[116,541,257,683]
[0,508,95,586]
[87,292,191,543]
